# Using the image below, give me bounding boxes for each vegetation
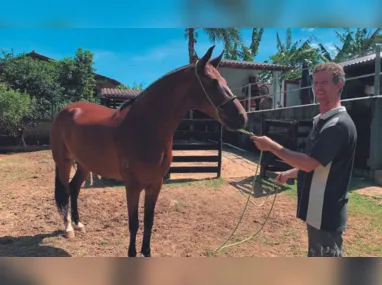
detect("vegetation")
[224,28,264,61]
[117,82,144,91]
[1,28,381,145]
[281,175,382,256]
[0,85,34,145]
[185,28,382,82]
[185,28,243,63]
[261,28,324,81]
[0,48,97,144]
[317,28,381,62]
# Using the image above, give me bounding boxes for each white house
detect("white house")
[217,60,293,111]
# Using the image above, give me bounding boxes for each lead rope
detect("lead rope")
[193,60,279,256]
[207,129,280,256]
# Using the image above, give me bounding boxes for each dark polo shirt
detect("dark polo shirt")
[296,106,357,232]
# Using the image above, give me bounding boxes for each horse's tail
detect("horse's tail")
[51,106,73,217]
[54,166,69,216]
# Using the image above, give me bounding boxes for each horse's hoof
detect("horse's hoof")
[141,249,151,257]
[128,247,137,257]
[65,230,75,239]
[74,224,86,233]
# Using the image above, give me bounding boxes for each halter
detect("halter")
[194,60,237,112]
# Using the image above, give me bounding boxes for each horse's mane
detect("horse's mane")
[114,63,193,114]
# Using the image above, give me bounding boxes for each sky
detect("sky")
[0,28,373,87]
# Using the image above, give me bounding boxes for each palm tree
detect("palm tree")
[224,28,264,61]
[185,28,243,63]
[318,28,381,62]
[260,28,322,81]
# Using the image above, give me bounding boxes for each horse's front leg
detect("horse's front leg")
[141,179,163,257]
[123,178,143,257]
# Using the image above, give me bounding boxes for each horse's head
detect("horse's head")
[188,45,248,131]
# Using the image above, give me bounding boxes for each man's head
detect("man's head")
[312,62,346,105]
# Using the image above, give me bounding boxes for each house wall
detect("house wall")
[218,67,259,97]
[218,67,282,111]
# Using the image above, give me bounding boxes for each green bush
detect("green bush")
[0,84,33,137]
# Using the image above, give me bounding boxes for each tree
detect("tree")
[57,48,97,101]
[224,28,264,61]
[0,49,64,120]
[185,28,243,63]
[0,47,97,119]
[318,28,382,62]
[0,84,34,145]
[261,28,323,81]
[117,82,144,90]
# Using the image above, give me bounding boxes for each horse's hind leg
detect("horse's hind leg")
[69,163,90,233]
[54,159,75,238]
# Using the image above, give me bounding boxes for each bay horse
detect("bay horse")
[50,45,248,257]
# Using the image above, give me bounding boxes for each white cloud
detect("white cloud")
[301,28,315,32]
[323,42,338,56]
[309,43,319,49]
[324,42,337,52]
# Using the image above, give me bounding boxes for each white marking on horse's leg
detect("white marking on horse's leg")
[74,222,86,233]
[65,213,75,238]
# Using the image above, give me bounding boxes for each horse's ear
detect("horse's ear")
[210,50,224,68]
[199,45,215,67]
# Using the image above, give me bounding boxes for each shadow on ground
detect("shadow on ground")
[229,175,291,198]
[221,145,260,163]
[81,173,124,189]
[0,230,71,257]
[81,173,220,189]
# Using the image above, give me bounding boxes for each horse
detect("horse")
[50,45,248,257]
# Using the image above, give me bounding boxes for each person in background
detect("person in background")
[242,76,260,110]
[251,62,357,257]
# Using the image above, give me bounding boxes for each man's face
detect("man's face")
[312,70,343,104]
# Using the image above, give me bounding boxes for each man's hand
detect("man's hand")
[250,135,280,152]
[274,172,289,184]
[274,168,299,184]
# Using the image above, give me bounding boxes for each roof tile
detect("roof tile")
[219,60,293,71]
[101,88,141,97]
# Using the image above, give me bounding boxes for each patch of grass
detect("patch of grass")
[163,177,225,189]
[280,174,382,256]
[348,191,382,216]
[258,237,280,246]
[170,199,188,212]
[344,238,382,256]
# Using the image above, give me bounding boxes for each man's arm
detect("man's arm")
[269,124,347,173]
[284,167,299,178]
[269,144,320,173]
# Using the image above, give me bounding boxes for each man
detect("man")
[251,62,357,257]
[242,76,260,110]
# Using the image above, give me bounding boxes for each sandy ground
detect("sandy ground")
[0,148,381,257]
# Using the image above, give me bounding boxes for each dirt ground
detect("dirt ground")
[0,148,381,257]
